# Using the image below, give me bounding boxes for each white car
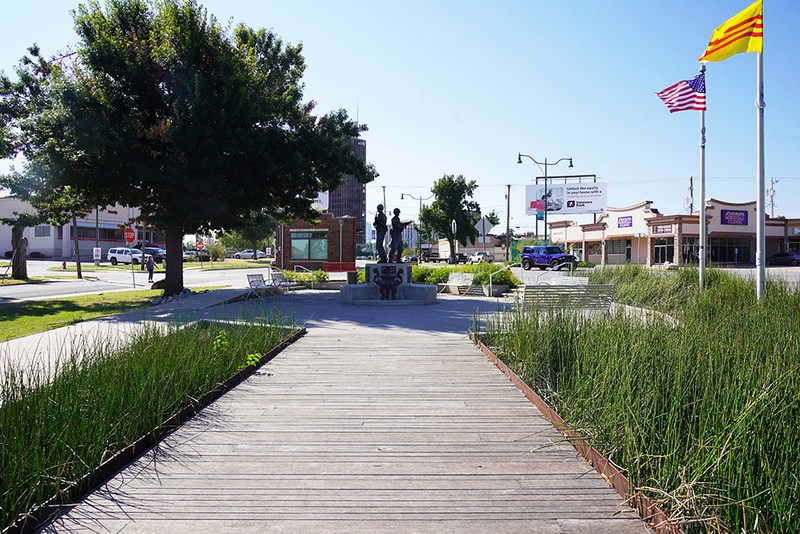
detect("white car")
[469,251,494,264]
[107,247,143,265]
[234,249,266,259]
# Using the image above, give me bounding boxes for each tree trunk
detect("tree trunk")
[72,215,83,279]
[448,237,456,264]
[164,225,185,297]
[252,240,258,261]
[10,226,28,280]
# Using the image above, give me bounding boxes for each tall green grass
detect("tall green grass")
[0,314,298,531]
[481,265,800,532]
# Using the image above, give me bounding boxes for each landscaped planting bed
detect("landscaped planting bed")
[0,317,301,532]
[479,265,800,533]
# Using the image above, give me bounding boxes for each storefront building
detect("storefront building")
[549,199,800,266]
[0,196,164,259]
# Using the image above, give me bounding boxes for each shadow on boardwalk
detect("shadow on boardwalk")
[39,289,651,533]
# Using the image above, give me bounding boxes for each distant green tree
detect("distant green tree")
[0,1,376,296]
[231,209,276,260]
[419,174,481,264]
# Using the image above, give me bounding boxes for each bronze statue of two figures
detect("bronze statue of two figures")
[374,205,411,264]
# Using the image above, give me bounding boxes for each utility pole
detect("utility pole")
[768,178,779,218]
[382,185,386,210]
[505,184,511,261]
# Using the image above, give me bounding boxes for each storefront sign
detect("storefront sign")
[721,209,748,225]
[793,227,800,236]
[652,225,672,234]
[617,216,633,228]
[525,183,607,215]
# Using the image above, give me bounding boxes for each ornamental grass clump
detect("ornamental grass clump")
[0,314,298,531]
[480,267,800,533]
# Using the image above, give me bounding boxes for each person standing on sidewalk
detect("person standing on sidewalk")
[146,256,156,283]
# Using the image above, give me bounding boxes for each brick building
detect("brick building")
[274,213,356,272]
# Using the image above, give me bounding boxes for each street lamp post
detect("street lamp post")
[517,153,573,244]
[401,193,433,262]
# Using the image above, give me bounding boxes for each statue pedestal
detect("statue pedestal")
[364,263,412,285]
[339,283,437,305]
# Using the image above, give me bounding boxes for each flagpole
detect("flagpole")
[699,64,707,290]
[756,50,765,301]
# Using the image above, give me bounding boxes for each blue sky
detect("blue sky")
[2,0,799,231]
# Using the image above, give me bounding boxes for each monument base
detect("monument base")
[339,283,437,305]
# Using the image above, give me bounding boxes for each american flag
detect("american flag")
[656,73,706,113]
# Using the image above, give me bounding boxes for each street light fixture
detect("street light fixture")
[517,153,573,244]
[401,192,434,261]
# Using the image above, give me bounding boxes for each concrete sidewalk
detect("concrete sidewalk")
[34,290,650,533]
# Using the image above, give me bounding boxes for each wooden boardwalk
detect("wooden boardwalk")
[47,296,650,533]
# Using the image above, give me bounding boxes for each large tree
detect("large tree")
[419,174,486,263]
[1,0,376,295]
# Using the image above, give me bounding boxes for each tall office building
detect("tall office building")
[327,138,367,244]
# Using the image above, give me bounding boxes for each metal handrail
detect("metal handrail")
[293,265,314,288]
[489,262,520,297]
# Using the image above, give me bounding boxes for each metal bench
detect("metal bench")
[522,284,615,313]
[246,273,273,299]
[268,269,295,291]
[438,272,475,295]
[245,270,296,299]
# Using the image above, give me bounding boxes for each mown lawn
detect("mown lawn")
[0,290,164,342]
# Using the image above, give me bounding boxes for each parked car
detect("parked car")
[107,247,143,265]
[767,251,800,266]
[182,250,210,262]
[520,245,576,270]
[234,249,266,259]
[469,251,494,264]
[141,247,167,262]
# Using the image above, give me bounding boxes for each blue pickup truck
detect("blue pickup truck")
[520,245,577,270]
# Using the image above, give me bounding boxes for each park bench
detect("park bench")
[245,271,295,299]
[246,273,274,299]
[438,272,476,295]
[522,284,615,314]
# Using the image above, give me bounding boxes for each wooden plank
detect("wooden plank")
[48,321,650,533]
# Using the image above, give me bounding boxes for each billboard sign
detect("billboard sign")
[311,191,329,211]
[525,183,606,215]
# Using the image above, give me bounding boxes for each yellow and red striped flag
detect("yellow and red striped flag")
[699,0,763,62]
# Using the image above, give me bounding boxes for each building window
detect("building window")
[34,225,51,237]
[290,231,328,260]
[607,239,630,255]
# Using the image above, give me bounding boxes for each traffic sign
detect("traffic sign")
[196,241,205,251]
[474,216,493,236]
[124,227,135,243]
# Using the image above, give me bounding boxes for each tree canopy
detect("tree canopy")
[419,174,490,263]
[1,0,376,295]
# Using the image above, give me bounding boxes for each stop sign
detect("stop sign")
[196,241,205,251]
[124,227,135,243]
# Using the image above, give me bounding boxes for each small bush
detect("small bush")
[29,251,45,259]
